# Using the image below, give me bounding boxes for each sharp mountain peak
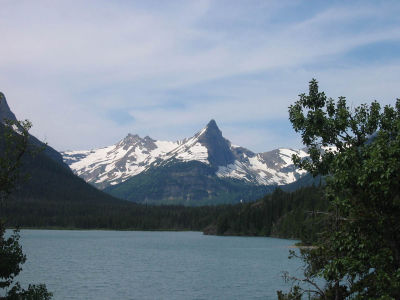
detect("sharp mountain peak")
[206,119,218,129]
[195,119,235,167]
[202,119,221,134]
[62,118,309,189]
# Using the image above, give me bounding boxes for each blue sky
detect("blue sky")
[1,0,399,152]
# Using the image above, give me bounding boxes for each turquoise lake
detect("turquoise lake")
[6,230,303,299]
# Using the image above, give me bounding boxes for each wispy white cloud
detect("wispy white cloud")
[0,0,399,152]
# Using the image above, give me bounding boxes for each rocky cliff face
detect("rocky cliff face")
[197,119,235,166]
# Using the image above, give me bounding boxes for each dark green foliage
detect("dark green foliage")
[205,186,327,242]
[7,283,53,300]
[2,184,325,240]
[0,120,31,200]
[281,173,324,193]
[1,195,226,231]
[282,79,400,299]
[105,160,273,206]
[0,225,53,299]
[0,224,25,289]
[0,119,52,299]
[16,147,120,205]
[277,286,302,300]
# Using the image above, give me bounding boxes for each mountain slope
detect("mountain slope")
[63,134,179,189]
[104,160,273,206]
[0,92,122,206]
[0,92,67,169]
[99,120,308,205]
[156,119,235,167]
[63,120,308,192]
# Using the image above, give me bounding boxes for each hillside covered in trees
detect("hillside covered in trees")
[1,185,325,243]
[204,186,327,243]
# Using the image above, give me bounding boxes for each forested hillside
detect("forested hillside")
[0,92,127,208]
[203,186,327,243]
[2,184,325,242]
[105,160,273,206]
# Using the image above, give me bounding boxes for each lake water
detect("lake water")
[7,230,303,300]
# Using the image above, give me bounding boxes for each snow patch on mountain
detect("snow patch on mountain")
[159,127,209,164]
[62,135,179,188]
[216,148,308,185]
[62,121,309,189]
[217,161,248,180]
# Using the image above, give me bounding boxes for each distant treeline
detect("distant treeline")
[1,196,224,231]
[1,185,326,242]
[204,185,327,244]
[0,124,326,241]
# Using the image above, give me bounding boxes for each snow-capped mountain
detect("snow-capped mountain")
[62,120,308,190]
[153,119,235,166]
[62,135,179,189]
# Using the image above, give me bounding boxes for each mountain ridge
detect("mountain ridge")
[62,120,308,193]
[0,92,123,206]
[0,92,68,169]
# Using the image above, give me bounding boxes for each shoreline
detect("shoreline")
[6,226,202,232]
[6,227,301,245]
[288,245,317,249]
